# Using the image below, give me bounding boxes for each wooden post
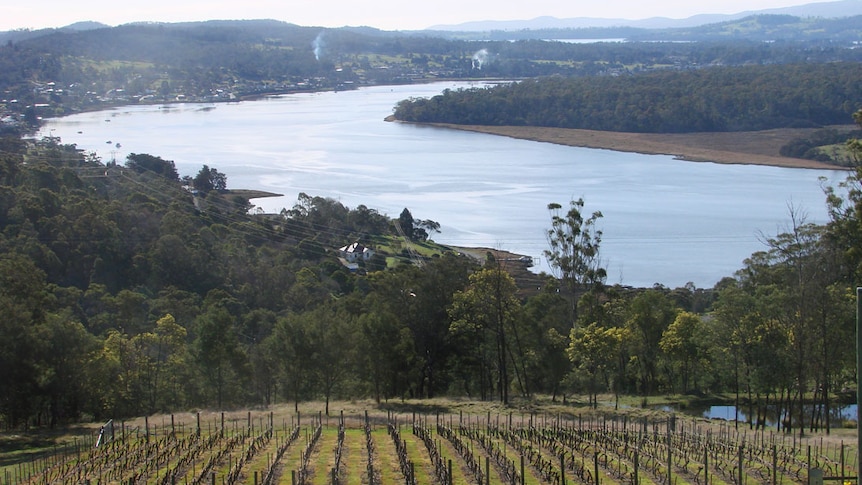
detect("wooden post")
[594,451,599,485]
[840,441,845,485]
[667,418,672,485]
[857,287,862,484]
[520,455,525,485]
[704,447,709,485]
[773,444,778,485]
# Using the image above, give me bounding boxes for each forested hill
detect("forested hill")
[392,62,862,133]
[3,17,862,135]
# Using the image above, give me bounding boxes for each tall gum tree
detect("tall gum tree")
[544,198,606,327]
[449,266,521,404]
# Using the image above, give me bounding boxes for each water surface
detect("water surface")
[40,82,844,288]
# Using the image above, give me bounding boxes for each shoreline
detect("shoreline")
[420,122,852,171]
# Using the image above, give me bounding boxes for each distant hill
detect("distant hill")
[0,21,110,43]
[426,0,862,31]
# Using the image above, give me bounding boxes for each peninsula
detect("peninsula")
[425,123,851,170]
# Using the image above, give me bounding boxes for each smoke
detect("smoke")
[312,31,325,61]
[472,48,491,69]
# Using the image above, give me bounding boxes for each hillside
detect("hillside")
[427,0,862,31]
[2,15,862,136]
[391,62,862,169]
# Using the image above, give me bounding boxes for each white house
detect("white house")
[339,242,374,263]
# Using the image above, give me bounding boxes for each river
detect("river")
[38,82,846,288]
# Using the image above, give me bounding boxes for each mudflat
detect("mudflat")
[428,123,854,170]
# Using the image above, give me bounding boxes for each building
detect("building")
[339,242,374,263]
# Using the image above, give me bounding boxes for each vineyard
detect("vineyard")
[2,406,858,485]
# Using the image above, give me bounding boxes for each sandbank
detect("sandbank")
[423,123,853,170]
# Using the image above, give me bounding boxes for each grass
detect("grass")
[398,425,436,485]
[370,427,404,483]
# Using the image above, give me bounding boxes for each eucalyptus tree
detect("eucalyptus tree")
[449,266,521,404]
[0,254,49,426]
[297,302,357,416]
[626,289,678,400]
[356,309,409,403]
[267,313,314,412]
[520,280,572,401]
[193,303,247,409]
[544,198,606,326]
[712,282,792,430]
[659,311,704,394]
[733,208,848,434]
[568,322,629,408]
[134,314,189,414]
[40,311,101,424]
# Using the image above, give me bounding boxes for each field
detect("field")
[2,399,858,485]
[427,123,856,170]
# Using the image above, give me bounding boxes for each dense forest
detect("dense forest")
[392,62,862,133]
[2,111,862,432]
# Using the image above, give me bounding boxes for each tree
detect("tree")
[355,302,413,403]
[94,329,144,418]
[134,314,188,414]
[0,255,48,426]
[626,289,678,400]
[305,303,355,416]
[39,312,100,425]
[398,208,415,240]
[414,219,441,241]
[737,207,845,434]
[544,198,606,326]
[193,305,246,409]
[125,153,179,181]
[520,281,572,401]
[659,311,704,394]
[192,164,227,193]
[449,266,521,404]
[568,322,629,408]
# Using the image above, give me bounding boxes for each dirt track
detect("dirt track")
[428,123,855,170]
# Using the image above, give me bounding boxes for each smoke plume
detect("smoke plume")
[313,32,325,61]
[472,48,491,69]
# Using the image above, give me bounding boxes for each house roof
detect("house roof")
[339,242,372,254]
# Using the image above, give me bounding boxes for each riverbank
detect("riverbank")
[423,123,854,170]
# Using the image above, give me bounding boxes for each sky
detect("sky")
[0,0,842,32]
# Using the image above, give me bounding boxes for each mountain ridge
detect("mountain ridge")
[426,0,862,31]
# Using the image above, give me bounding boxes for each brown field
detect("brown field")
[426,123,856,170]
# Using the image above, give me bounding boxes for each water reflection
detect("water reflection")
[668,403,858,427]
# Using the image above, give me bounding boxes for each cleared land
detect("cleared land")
[427,123,855,170]
[3,399,856,485]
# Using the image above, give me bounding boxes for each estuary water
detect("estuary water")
[39,82,846,288]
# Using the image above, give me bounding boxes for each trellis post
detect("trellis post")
[857,287,862,483]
